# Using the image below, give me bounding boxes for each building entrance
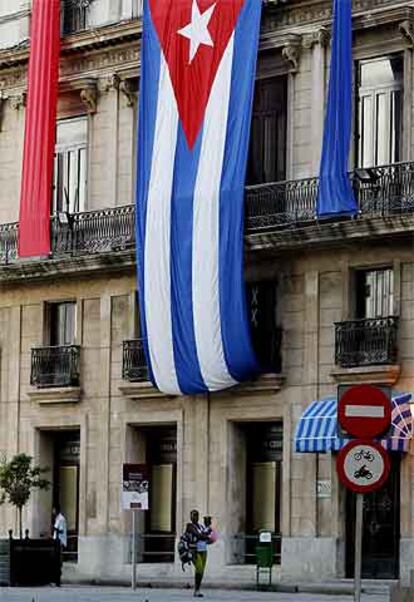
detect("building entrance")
[53,431,80,563]
[346,455,400,579]
[144,426,177,563]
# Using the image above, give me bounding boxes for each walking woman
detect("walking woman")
[185,509,212,597]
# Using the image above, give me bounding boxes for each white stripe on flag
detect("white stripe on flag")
[192,35,237,391]
[345,405,385,418]
[144,56,181,395]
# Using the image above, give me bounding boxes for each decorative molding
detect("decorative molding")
[399,19,414,48]
[330,365,401,386]
[27,386,82,404]
[263,0,410,31]
[246,212,414,253]
[98,72,120,94]
[119,381,172,401]
[80,83,97,114]
[282,36,302,73]
[302,27,330,50]
[9,91,26,110]
[120,78,137,107]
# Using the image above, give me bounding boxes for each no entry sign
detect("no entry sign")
[338,384,391,438]
[336,440,390,494]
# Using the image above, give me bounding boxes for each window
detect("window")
[247,281,281,373]
[247,77,287,185]
[49,302,76,346]
[122,0,143,19]
[53,118,88,214]
[357,56,403,167]
[355,268,394,319]
[62,0,91,34]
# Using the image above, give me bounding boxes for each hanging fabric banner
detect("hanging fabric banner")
[18,0,61,258]
[136,0,261,395]
[317,0,357,217]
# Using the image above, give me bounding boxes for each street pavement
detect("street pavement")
[0,587,389,602]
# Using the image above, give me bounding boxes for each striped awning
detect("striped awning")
[295,391,413,453]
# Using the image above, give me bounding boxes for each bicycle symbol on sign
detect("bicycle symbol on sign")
[354,449,374,463]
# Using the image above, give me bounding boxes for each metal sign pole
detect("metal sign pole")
[354,493,363,602]
[132,509,137,590]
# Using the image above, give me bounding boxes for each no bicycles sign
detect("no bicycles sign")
[336,440,390,494]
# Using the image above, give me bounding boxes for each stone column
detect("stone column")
[98,74,120,207]
[404,48,413,161]
[399,20,414,161]
[94,294,112,535]
[304,28,330,175]
[282,35,302,180]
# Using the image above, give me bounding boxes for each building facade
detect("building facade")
[0,0,414,586]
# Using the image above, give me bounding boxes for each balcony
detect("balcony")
[30,345,81,388]
[1,161,414,272]
[245,161,414,231]
[334,317,399,369]
[122,339,149,383]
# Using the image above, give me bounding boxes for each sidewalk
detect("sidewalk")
[0,586,390,601]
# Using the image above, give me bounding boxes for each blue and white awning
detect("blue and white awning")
[295,392,413,453]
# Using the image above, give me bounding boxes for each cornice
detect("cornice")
[263,0,412,30]
[0,2,411,92]
[246,213,414,255]
[0,19,142,73]
[61,18,141,55]
[0,249,135,284]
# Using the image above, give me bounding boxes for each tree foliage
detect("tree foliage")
[0,453,50,538]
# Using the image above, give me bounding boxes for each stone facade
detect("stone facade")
[0,0,413,587]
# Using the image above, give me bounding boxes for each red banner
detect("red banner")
[18,0,61,258]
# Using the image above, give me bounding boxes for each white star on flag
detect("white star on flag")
[178,0,217,64]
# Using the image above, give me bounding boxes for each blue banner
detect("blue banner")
[317,0,357,217]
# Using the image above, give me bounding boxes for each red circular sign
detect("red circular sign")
[338,385,391,438]
[337,440,390,494]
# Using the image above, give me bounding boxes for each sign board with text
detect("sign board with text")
[122,464,149,511]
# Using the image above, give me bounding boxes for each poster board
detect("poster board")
[122,463,149,510]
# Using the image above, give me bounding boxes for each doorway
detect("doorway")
[346,455,400,578]
[53,431,80,563]
[144,426,177,563]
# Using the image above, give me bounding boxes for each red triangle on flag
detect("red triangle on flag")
[149,0,245,149]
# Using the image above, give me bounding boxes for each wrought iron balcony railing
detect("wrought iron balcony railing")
[30,345,81,388]
[2,161,414,267]
[334,317,399,368]
[245,161,414,231]
[122,339,149,382]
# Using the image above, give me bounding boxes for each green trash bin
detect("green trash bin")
[255,531,273,588]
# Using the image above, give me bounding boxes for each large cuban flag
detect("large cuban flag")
[136,0,262,395]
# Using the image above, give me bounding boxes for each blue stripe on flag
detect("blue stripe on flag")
[218,0,262,381]
[135,0,160,385]
[170,124,207,394]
